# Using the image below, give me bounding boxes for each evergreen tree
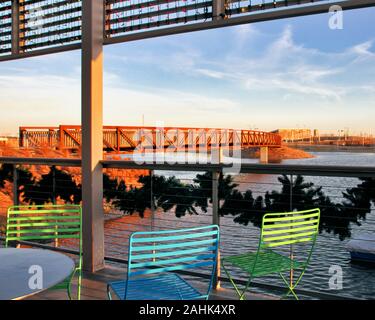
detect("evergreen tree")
[111,175,198,218]
[192,171,238,214]
[0,164,13,188]
[22,168,81,205]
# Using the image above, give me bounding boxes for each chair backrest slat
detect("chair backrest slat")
[131,230,218,243]
[261,208,320,249]
[8,216,80,221]
[132,245,217,260]
[131,238,217,252]
[131,253,216,269]
[8,209,80,215]
[263,224,317,236]
[6,227,81,235]
[131,261,216,277]
[266,237,314,248]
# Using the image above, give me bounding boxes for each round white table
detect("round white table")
[0,248,75,300]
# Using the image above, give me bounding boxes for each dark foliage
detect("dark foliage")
[22,168,81,205]
[0,164,13,188]
[111,175,198,218]
[1,163,374,241]
[218,174,373,240]
[193,171,238,213]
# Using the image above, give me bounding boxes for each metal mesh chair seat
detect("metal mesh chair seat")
[223,249,305,277]
[108,273,205,300]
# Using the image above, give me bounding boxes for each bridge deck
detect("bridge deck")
[19,125,281,152]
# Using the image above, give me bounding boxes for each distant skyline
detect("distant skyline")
[1,7,375,136]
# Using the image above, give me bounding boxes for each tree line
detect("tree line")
[1,164,374,240]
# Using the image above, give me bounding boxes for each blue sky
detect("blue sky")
[0,6,375,136]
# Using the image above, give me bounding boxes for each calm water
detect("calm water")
[105,152,375,299]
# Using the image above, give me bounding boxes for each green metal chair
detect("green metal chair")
[5,204,83,300]
[222,208,320,300]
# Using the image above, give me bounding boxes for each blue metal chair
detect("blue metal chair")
[107,225,220,300]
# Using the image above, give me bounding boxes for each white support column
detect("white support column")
[81,0,105,272]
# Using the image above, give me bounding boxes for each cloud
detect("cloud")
[0,68,239,134]
[167,25,374,102]
[194,68,227,79]
[350,40,375,57]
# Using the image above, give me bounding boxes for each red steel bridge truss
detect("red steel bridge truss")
[19,126,282,152]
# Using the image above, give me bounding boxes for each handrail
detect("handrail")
[0,157,81,167]
[1,157,375,178]
[102,160,375,178]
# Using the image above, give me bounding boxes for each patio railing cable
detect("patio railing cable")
[0,157,374,300]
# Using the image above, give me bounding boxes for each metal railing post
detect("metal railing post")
[51,165,56,205]
[290,174,293,211]
[12,165,20,247]
[51,165,59,247]
[150,170,156,262]
[290,174,294,288]
[150,170,155,231]
[212,169,220,289]
[12,165,19,206]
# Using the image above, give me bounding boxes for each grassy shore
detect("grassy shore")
[242,146,314,162]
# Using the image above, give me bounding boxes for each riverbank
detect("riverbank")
[287,143,375,153]
[242,146,314,162]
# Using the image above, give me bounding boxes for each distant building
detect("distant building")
[0,136,19,147]
[272,129,312,142]
[0,137,8,146]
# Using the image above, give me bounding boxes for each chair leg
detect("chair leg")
[77,269,82,300]
[222,260,252,300]
[67,268,78,300]
[107,284,113,300]
[279,273,299,300]
[67,285,72,300]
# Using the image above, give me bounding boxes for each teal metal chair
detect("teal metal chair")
[5,204,83,300]
[222,208,320,300]
[107,225,220,300]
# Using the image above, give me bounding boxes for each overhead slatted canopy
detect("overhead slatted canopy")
[1,0,375,61]
[19,0,82,51]
[0,1,12,55]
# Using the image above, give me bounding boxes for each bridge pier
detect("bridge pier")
[259,146,269,164]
